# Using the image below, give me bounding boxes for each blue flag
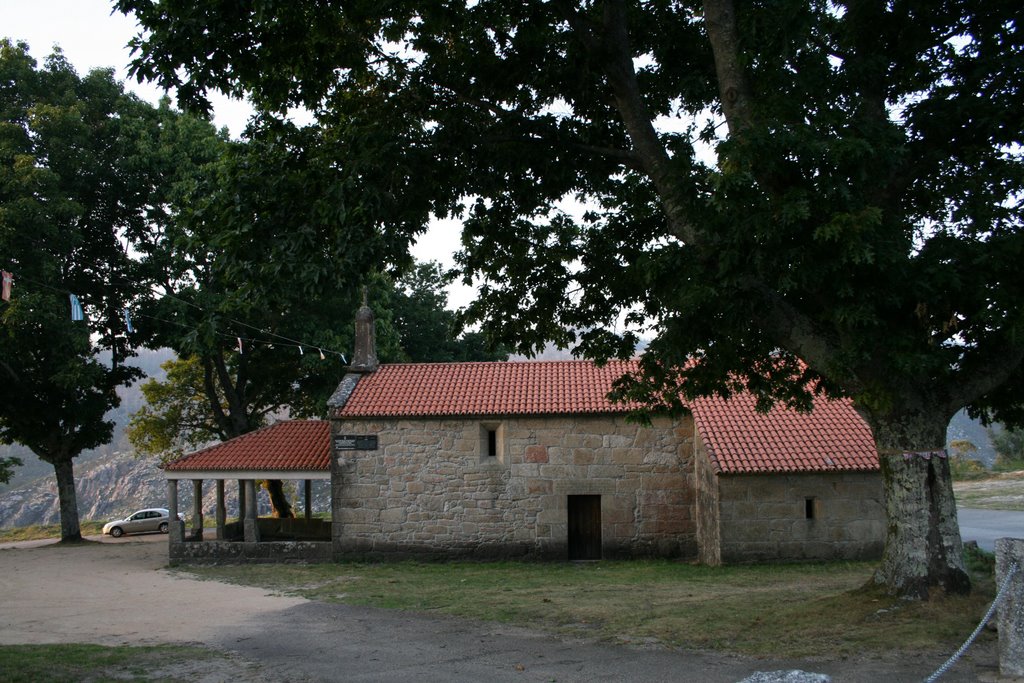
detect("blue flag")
[69,294,83,321]
[124,308,134,333]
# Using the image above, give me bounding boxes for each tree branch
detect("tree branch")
[210,351,249,437]
[0,359,21,384]
[948,342,1024,415]
[201,355,232,440]
[743,279,859,394]
[479,132,642,171]
[702,0,755,135]
[556,0,698,243]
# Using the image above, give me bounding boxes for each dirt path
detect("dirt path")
[0,536,305,647]
[0,537,1001,682]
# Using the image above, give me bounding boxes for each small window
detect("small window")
[478,422,504,463]
[805,497,816,520]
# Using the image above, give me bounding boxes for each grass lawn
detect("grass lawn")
[179,558,997,659]
[0,531,1001,669]
[0,522,105,543]
[0,643,243,683]
[953,470,1024,510]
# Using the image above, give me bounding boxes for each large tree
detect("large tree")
[129,118,407,516]
[118,1,1024,597]
[129,260,507,462]
[0,40,209,540]
[389,261,510,363]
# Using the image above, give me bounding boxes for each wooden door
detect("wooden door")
[568,495,601,560]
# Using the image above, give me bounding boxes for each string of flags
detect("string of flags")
[1,267,348,363]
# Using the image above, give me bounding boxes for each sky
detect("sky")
[0,0,471,307]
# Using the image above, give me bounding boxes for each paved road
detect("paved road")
[958,507,1024,552]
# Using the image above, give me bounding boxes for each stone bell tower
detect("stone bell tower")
[349,287,379,373]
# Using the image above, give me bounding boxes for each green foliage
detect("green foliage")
[127,357,216,460]
[949,440,978,457]
[115,1,1024,429]
[962,543,995,576]
[0,40,208,538]
[0,643,230,683]
[0,456,21,484]
[948,439,987,479]
[990,427,1024,468]
[182,559,995,659]
[128,117,374,452]
[390,261,509,363]
[129,262,506,461]
[949,456,988,481]
[0,521,105,543]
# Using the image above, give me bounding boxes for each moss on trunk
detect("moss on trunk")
[870,411,970,599]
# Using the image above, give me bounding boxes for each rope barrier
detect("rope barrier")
[923,561,1019,682]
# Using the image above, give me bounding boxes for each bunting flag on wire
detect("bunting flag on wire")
[237,337,244,354]
[69,294,84,321]
[1,271,12,302]
[319,348,326,360]
[124,308,134,334]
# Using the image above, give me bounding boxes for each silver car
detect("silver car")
[102,508,179,537]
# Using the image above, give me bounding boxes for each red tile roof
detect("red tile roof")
[163,363,879,476]
[335,360,641,417]
[691,393,878,474]
[335,360,878,475]
[163,420,331,473]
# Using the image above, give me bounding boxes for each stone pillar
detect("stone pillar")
[350,296,379,372]
[166,479,184,543]
[238,479,246,523]
[304,479,313,521]
[191,479,204,541]
[996,538,1024,677]
[215,480,226,540]
[243,479,260,542]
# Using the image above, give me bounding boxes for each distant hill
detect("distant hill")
[946,409,998,466]
[0,346,339,527]
[0,446,328,527]
[0,348,174,525]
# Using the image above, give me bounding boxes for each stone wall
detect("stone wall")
[693,434,722,565]
[331,414,697,560]
[717,472,885,563]
[169,540,332,564]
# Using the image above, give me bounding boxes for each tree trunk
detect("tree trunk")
[53,457,82,543]
[265,479,294,518]
[870,412,970,599]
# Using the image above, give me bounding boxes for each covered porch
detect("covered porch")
[162,420,333,564]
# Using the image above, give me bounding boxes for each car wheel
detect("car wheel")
[110,527,124,538]
[159,522,168,534]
